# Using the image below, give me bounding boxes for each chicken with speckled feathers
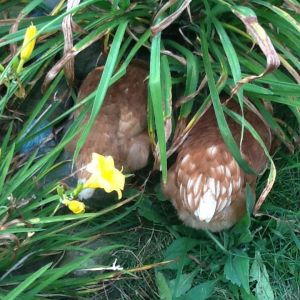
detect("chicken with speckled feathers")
[163,100,272,232]
[65,60,150,200]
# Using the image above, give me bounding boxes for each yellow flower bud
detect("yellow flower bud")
[63,199,85,214]
[20,24,37,63]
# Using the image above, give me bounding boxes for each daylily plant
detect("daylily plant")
[58,153,125,214]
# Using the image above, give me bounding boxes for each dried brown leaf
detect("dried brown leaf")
[230,6,280,93]
[0,233,20,247]
[283,0,300,13]
[254,161,276,216]
[61,0,81,87]
[43,53,77,93]
[151,0,192,35]
[42,27,107,92]
[9,12,24,56]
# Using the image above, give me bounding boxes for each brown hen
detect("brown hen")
[66,60,150,199]
[163,100,272,232]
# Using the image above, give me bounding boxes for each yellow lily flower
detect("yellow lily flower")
[17,23,37,73]
[62,199,85,214]
[84,153,125,199]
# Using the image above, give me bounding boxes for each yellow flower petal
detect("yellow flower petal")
[116,189,122,200]
[84,173,111,192]
[67,200,85,214]
[20,24,37,62]
[111,169,125,190]
[83,153,126,199]
[101,155,115,169]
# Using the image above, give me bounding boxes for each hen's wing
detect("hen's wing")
[174,141,245,223]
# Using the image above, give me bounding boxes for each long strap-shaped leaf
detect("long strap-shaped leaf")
[74,21,128,164]
[223,106,276,215]
[165,40,200,119]
[213,18,243,100]
[2,263,52,300]
[253,0,300,35]
[149,30,167,181]
[200,27,255,174]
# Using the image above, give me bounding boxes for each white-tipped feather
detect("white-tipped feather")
[215,180,221,198]
[225,167,231,178]
[207,145,218,156]
[193,193,201,208]
[228,182,233,195]
[187,178,193,191]
[238,177,242,188]
[183,189,188,204]
[218,198,228,212]
[233,179,239,190]
[215,165,224,176]
[207,178,216,197]
[193,174,202,196]
[225,199,232,208]
[229,159,237,169]
[181,154,190,165]
[221,186,227,196]
[180,184,184,198]
[187,192,194,209]
[194,206,200,218]
[195,189,217,223]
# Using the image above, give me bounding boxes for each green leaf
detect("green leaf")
[223,106,277,215]
[241,288,257,300]
[3,263,52,300]
[224,250,250,293]
[250,252,274,300]
[230,185,254,244]
[155,271,172,300]
[165,40,200,118]
[0,143,15,193]
[163,238,199,270]
[213,18,243,102]
[178,280,217,300]
[169,270,198,298]
[149,29,167,181]
[25,245,122,298]
[137,198,166,224]
[199,26,255,174]
[290,229,300,250]
[253,0,300,35]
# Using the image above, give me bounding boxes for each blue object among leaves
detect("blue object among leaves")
[29,0,61,17]
[19,120,55,154]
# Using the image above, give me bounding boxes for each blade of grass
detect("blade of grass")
[223,106,276,214]
[200,26,255,174]
[2,263,52,300]
[149,28,167,181]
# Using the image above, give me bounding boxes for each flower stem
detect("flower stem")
[205,230,229,254]
[16,59,25,74]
